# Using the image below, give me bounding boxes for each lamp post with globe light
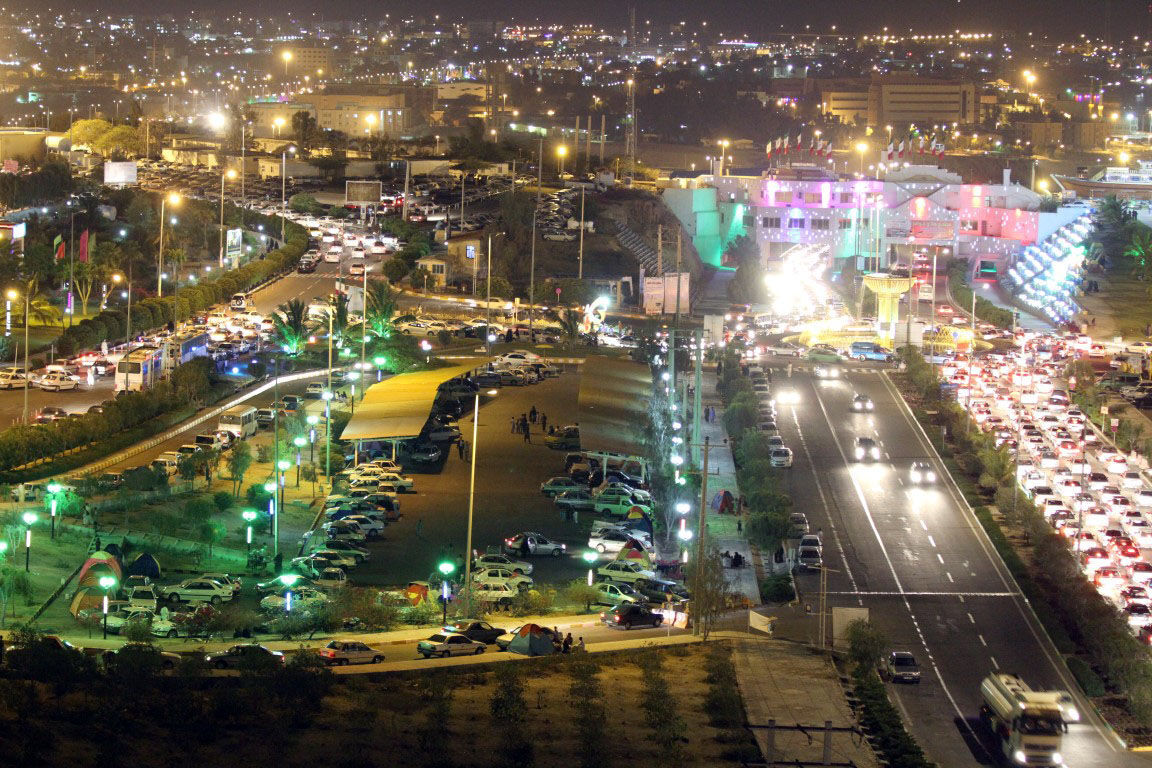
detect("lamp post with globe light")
[99,575,117,639]
[264,481,277,555]
[437,560,456,623]
[46,482,62,539]
[22,511,36,571]
[278,573,299,612]
[583,550,598,586]
[157,192,181,297]
[6,288,28,423]
[242,509,258,553]
[293,436,306,487]
[219,168,236,268]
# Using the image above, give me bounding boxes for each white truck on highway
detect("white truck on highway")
[979,673,1065,766]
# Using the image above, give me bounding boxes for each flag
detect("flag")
[918,136,926,155]
[53,234,64,261]
[898,140,906,158]
[776,137,784,155]
[766,141,773,158]
[795,134,802,153]
[824,141,833,157]
[783,136,790,154]
[936,140,946,158]
[78,230,89,263]
[808,138,816,156]
[886,142,894,160]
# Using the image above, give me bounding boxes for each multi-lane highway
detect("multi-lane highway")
[773,361,1142,768]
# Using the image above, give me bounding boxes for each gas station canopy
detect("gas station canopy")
[340,360,491,441]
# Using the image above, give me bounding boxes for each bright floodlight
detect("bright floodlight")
[208,112,227,130]
[675,502,690,514]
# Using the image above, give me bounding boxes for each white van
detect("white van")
[230,293,251,311]
[217,405,258,439]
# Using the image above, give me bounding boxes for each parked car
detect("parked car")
[600,603,664,629]
[884,651,921,683]
[540,476,583,496]
[205,644,285,669]
[472,553,533,575]
[318,640,385,665]
[443,620,507,644]
[417,632,487,658]
[163,578,235,605]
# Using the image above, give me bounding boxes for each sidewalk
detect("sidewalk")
[733,637,879,768]
[699,363,761,605]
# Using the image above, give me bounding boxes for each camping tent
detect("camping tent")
[126,552,161,580]
[623,507,653,534]
[69,586,103,618]
[507,623,555,656]
[76,551,123,588]
[615,540,653,568]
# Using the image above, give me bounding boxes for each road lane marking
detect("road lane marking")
[946,572,954,583]
[990,656,1000,670]
[978,634,987,646]
[791,403,861,600]
[937,553,945,564]
[928,535,936,547]
[812,376,978,744]
[878,371,1126,753]
[968,612,976,623]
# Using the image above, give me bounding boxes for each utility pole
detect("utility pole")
[693,436,711,637]
[599,114,606,164]
[657,224,664,312]
[585,115,592,166]
[693,330,703,465]
[675,227,683,325]
[401,159,411,222]
[577,185,586,279]
[528,134,542,337]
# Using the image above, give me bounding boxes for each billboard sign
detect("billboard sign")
[641,272,691,315]
[345,180,382,205]
[103,161,138,187]
[910,219,955,241]
[225,228,243,268]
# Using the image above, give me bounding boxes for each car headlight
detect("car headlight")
[1013,749,1027,764]
[926,472,936,482]
[867,402,874,410]
[871,448,881,459]
[1051,753,1062,765]
[1064,707,1079,722]
[855,448,864,459]
[910,470,921,483]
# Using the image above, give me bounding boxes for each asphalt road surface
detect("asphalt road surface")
[773,360,1143,768]
[350,366,601,588]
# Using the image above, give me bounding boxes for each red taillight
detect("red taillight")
[615,615,621,622]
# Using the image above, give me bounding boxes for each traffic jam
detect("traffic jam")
[947,331,1152,640]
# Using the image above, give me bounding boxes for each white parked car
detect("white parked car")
[597,560,657,584]
[417,632,487,658]
[471,567,534,591]
[472,553,533,575]
[163,578,235,605]
[259,588,331,613]
[588,527,651,554]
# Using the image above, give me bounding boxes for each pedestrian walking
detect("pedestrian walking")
[510,416,517,433]
[529,405,538,424]
[540,413,547,432]
[575,636,586,653]
[457,440,466,460]
[523,424,531,443]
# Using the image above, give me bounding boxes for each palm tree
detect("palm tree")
[12,279,60,329]
[328,292,350,347]
[1126,230,1152,284]
[556,308,583,349]
[364,279,396,338]
[272,298,311,355]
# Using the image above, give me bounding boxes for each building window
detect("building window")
[838,219,853,229]
[839,192,853,204]
[960,219,978,231]
[743,214,755,228]
[788,218,806,229]
[774,192,791,204]
[859,218,870,229]
[803,193,822,204]
[431,264,445,275]
[762,217,781,229]
[810,219,830,231]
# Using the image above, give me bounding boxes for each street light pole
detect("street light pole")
[464,390,482,618]
[528,134,542,338]
[158,196,167,297]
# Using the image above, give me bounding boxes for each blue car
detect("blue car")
[848,342,894,362]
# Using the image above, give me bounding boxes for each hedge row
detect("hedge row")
[852,667,934,768]
[55,202,309,356]
[0,357,217,474]
[947,259,1015,329]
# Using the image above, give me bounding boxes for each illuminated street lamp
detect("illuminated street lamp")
[22,511,36,571]
[263,480,276,538]
[278,573,300,612]
[556,144,568,178]
[99,575,117,639]
[273,116,285,138]
[855,141,869,174]
[437,560,456,623]
[583,550,598,586]
[293,436,307,487]
[281,50,293,77]
[6,287,28,423]
[158,192,181,298]
[242,509,258,552]
[46,482,62,539]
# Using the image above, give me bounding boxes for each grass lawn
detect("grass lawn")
[1083,271,1152,339]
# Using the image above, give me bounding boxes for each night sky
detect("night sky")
[17,0,1149,38]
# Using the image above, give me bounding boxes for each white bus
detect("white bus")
[217,405,259,439]
[115,346,167,392]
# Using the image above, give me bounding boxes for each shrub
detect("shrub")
[213,490,234,513]
[183,497,214,522]
[509,588,554,617]
[1066,657,1106,697]
[760,573,795,603]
